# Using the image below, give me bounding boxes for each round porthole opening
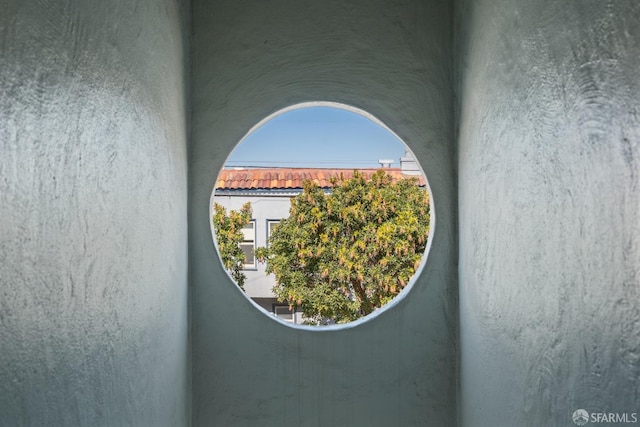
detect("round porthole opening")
[211,102,433,327]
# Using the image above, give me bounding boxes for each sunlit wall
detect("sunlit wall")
[0,0,189,424]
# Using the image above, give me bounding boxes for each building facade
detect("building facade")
[213,154,424,324]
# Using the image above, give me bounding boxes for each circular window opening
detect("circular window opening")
[211,102,433,327]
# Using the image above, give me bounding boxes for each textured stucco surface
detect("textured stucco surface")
[457,1,640,426]
[190,1,457,426]
[0,0,189,425]
[5,1,636,425]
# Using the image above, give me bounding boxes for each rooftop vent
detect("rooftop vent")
[400,150,421,175]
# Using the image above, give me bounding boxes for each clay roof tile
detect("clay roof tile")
[215,168,425,190]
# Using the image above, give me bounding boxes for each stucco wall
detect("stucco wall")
[457,1,640,425]
[0,0,189,425]
[7,1,635,424]
[190,1,457,426]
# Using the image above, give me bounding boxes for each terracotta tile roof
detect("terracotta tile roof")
[215,168,426,190]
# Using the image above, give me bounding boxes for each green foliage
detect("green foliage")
[256,170,430,324]
[212,202,252,290]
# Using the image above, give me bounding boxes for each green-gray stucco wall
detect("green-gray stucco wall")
[0,0,190,425]
[189,1,457,426]
[457,1,640,426]
[1,0,639,426]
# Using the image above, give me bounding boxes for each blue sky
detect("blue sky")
[225,106,408,169]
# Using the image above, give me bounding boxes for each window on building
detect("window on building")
[240,220,256,268]
[274,305,295,323]
[266,219,280,244]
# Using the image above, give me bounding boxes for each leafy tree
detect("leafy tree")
[256,170,430,324]
[212,202,252,290]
